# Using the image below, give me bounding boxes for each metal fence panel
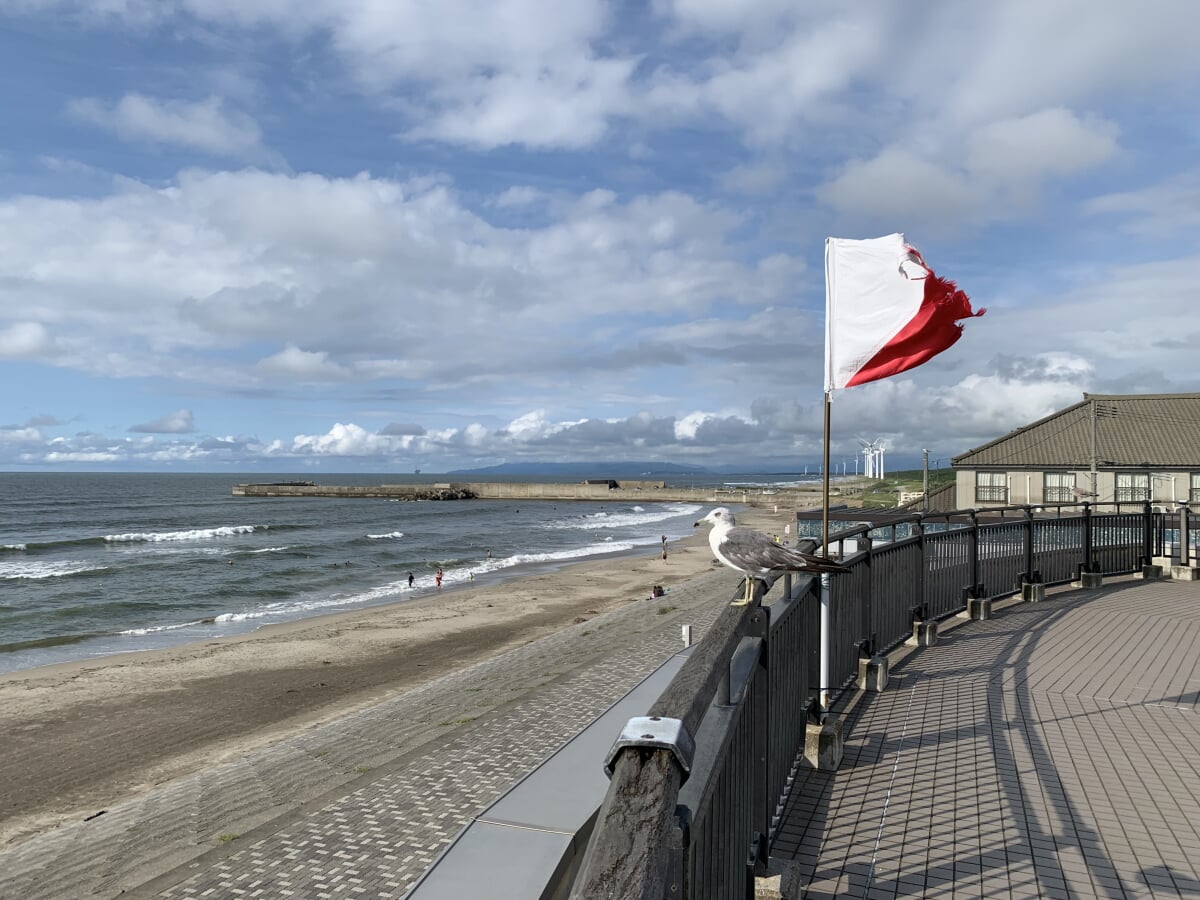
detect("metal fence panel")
[976,522,1026,600]
[1092,512,1143,574]
[765,581,817,839]
[870,540,923,653]
[679,639,762,900]
[1033,517,1085,584]
[924,529,972,617]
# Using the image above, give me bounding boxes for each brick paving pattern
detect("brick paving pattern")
[774,577,1200,899]
[0,569,730,900]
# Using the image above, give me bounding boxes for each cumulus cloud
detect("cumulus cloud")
[256,345,352,382]
[1087,169,1200,237]
[0,169,793,398]
[0,322,54,357]
[379,422,427,437]
[67,93,268,159]
[966,108,1119,185]
[4,2,1200,472]
[820,109,1119,232]
[130,409,195,434]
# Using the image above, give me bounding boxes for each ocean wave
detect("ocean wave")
[0,560,109,580]
[547,503,702,531]
[0,632,106,654]
[212,539,640,625]
[366,531,405,540]
[118,617,217,636]
[105,525,262,543]
[2,543,28,551]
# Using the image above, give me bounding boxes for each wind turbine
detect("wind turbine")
[858,437,885,479]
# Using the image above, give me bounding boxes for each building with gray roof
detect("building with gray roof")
[951,392,1200,508]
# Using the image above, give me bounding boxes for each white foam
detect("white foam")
[119,618,213,636]
[367,531,405,540]
[210,539,640,625]
[0,560,108,580]
[1,544,28,551]
[105,525,262,543]
[547,503,702,531]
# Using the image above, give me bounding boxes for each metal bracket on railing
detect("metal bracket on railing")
[603,716,695,782]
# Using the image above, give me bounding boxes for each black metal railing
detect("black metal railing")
[568,501,1168,900]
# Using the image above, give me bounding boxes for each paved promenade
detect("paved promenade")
[0,570,729,900]
[773,577,1200,899]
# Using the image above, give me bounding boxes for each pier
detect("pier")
[232,479,780,504]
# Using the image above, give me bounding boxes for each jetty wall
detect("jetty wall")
[230,481,783,504]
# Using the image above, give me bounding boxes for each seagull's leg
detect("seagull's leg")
[731,575,754,606]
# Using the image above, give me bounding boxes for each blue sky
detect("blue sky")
[2,1,1199,473]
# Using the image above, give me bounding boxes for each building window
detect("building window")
[1191,473,1200,503]
[975,471,1007,503]
[1115,472,1150,502]
[1044,471,1075,503]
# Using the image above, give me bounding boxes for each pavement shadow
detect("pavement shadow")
[781,578,1188,899]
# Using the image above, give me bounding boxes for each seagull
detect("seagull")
[694,507,850,605]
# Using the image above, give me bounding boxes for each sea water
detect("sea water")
[0,473,712,674]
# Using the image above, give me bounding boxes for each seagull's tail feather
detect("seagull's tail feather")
[793,553,852,575]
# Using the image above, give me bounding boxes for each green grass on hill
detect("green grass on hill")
[857,468,954,509]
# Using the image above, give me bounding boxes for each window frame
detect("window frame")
[1115,471,1151,502]
[1043,471,1076,503]
[975,470,1008,503]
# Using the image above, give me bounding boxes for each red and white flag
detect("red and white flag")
[824,233,985,392]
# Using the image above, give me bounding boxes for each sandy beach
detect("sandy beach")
[0,501,802,847]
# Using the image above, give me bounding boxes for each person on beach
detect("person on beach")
[661,534,668,561]
[407,571,414,588]
[436,568,443,589]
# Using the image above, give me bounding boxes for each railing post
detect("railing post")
[1083,502,1093,575]
[968,509,979,597]
[1023,505,1036,586]
[819,573,831,711]
[1183,504,1192,567]
[915,515,927,618]
[1142,501,1153,567]
[864,532,875,654]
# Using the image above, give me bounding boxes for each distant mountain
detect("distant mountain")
[447,461,712,476]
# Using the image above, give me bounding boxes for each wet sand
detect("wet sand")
[0,502,801,846]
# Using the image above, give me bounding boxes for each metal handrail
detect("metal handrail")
[569,501,1161,899]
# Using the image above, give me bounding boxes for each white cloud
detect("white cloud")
[1087,169,1200,237]
[67,93,268,159]
[256,345,352,382]
[289,422,395,456]
[0,170,794,399]
[4,2,1200,472]
[0,322,54,357]
[818,108,1119,232]
[817,149,983,235]
[130,409,195,434]
[966,108,1119,186]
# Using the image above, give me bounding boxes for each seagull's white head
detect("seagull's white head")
[694,507,737,529]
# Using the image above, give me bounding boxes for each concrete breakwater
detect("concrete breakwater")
[231,480,774,504]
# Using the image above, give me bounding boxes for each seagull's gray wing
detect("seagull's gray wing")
[723,526,850,575]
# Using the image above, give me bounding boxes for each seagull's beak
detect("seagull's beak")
[693,519,703,528]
